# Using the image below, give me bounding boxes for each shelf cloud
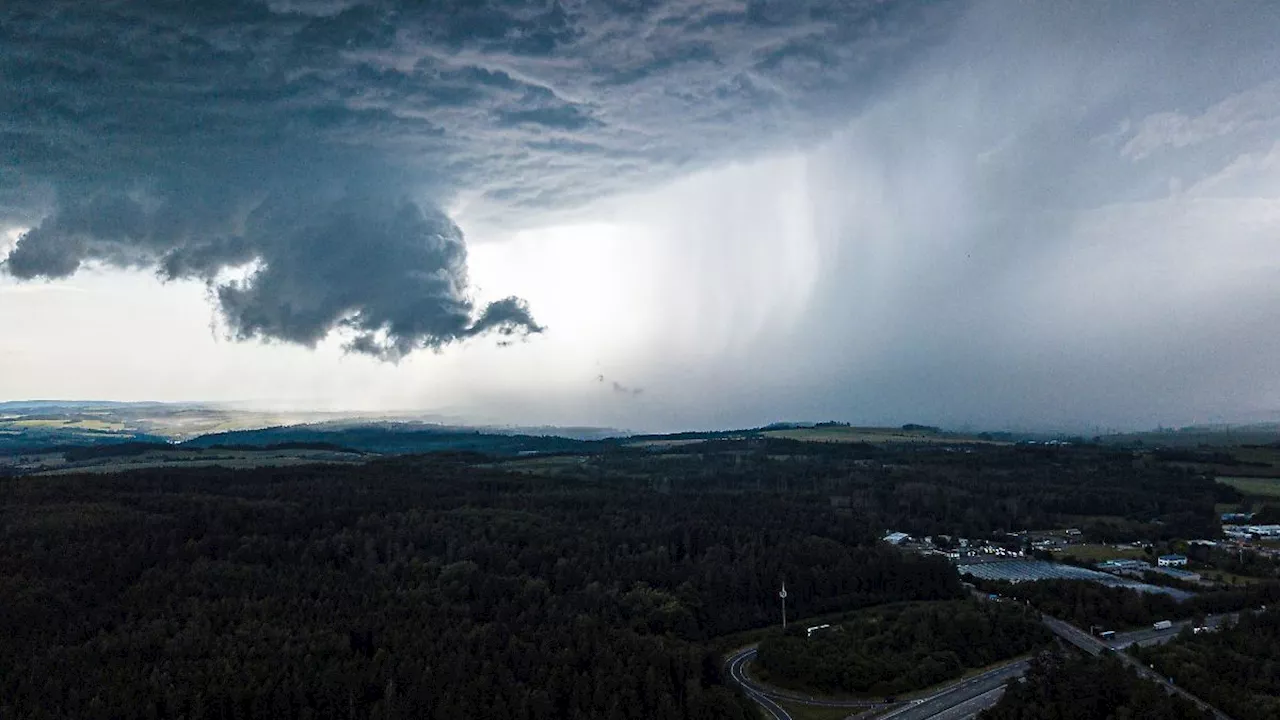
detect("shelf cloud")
[0,0,947,356]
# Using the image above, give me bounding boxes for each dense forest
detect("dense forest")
[182,424,608,455]
[577,439,1234,541]
[0,437,1247,718]
[7,433,1237,543]
[979,651,1212,720]
[0,454,960,719]
[973,577,1280,631]
[1134,609,1280,720]
[755,599,1051,696]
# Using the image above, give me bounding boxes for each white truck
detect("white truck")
[1152,620,1173,631]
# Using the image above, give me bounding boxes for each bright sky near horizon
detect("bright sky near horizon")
[2,1,1279,432]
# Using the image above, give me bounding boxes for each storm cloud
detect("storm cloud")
[0,0,949,356]
[2,0,1279,429]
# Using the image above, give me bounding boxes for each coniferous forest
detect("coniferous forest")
[1134,608,1280,720]
[975,578,1280,631]
[0,439,1260,718]
[979,652,1212,720]
[0,453,960,719]
[755,599,1050,696]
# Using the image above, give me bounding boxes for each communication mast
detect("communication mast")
[779,581,788,629]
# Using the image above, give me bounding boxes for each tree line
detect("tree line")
[581,439,1233,541]
[979,651,1212,720]
[755,599,1050,696]
[974,578,1280,631]
[1134,608,1280,720]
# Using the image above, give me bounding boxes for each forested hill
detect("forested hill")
[180,422,611,456]
[5,430,1237,545]
[0,401,628,457]
[0,425,1251,718]
[0,454,961,719]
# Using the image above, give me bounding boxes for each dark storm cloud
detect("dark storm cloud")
[702,0,1280,432]
[0,0,951,356]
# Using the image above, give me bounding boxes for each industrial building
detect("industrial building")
[957,560,1194,600]
[1096,559,1150,572]
[882,531,910,545]
[1223,524,1280,539]
[1157,554,1188,567]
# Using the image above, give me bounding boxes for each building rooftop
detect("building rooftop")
[1224,525,1280,536]
[1097,559,1150,570]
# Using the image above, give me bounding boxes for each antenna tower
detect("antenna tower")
[779,581,788,629]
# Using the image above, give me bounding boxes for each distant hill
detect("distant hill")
[0,401,168,454]
[8,398,1278,460]
[1101,424,1280,448]
[0,401,624,458]
[0,400,172,412]
[0,427,168,455]
[181,422,610,456]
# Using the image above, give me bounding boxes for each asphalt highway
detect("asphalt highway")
[724,646,1027,720]
[724,647,799,720]
[1104,613,1236,650]
[725,647,886,709]
[725,611,1243,720]
[875,661,1028,720]
[915,686,1006,720]
[1040,615,1234,720]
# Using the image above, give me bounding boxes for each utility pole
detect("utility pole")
[779,581,788,630]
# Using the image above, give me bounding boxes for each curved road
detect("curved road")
[726,610,1242,719]
[725,646,1026,720]
[1040,616,1233,720]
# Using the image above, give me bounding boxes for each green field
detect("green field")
[5,418,126,431]
[1060,514,1131,527]
[1161,446,1280,482]
[1218,476,1280,498]
[625,438,711,448]
[26,449,367,476]
[1196,569,1264,587]
[492,455,589,475]
[1059,543,1148,563]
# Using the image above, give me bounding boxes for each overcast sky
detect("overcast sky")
[2,0,1279,432]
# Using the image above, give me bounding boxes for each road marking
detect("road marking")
[877,698,927,719]
[725,645,1030,720]
[923,685,1007,720]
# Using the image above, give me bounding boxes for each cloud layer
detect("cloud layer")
[3,0,1279,430]
[0,0,948,356]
